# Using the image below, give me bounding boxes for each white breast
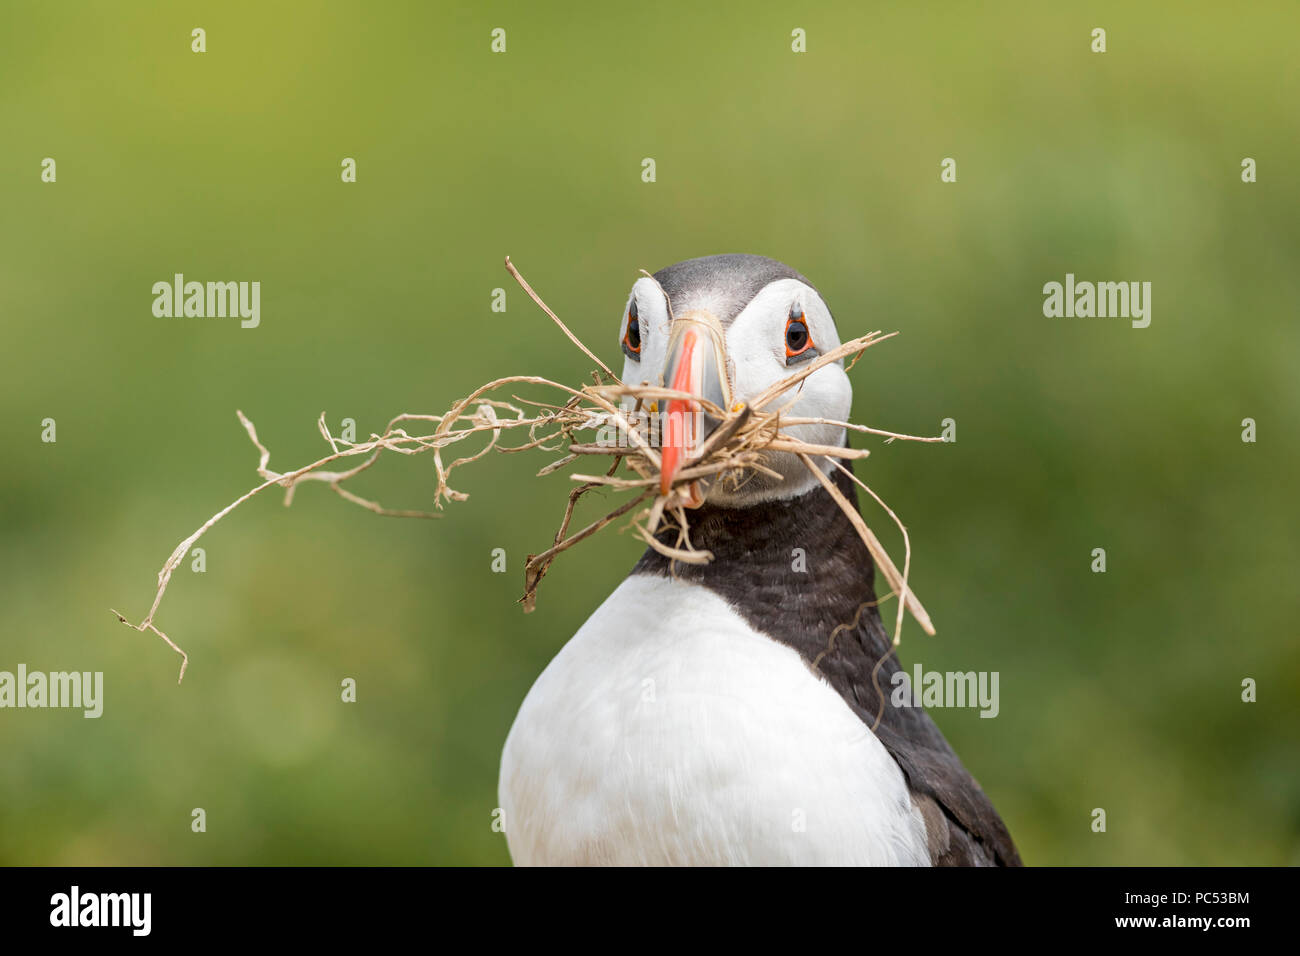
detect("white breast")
[499,575,931,866]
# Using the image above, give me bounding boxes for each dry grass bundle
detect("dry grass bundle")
[115,258,942,684]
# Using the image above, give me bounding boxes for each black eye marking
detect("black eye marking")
[784,305,817,365]
[622,299,642,360]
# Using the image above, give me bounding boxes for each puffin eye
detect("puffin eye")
[784,306,816,364]
[622,300,641,360]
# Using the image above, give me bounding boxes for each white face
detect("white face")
[616,275,673,391]
[617,275,853,507]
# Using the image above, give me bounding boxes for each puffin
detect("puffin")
[499,254,1021,866]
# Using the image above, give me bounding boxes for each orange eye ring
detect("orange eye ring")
[623,315,641,356]
[784,309,814,360]
[621,302,642,359]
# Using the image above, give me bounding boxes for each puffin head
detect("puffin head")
[617,254,852,509]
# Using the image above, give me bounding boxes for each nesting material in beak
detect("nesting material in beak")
[659,311,732,506]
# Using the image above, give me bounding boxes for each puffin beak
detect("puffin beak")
[659,312,730,507]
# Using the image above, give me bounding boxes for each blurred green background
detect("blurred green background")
[2,1,1297,865]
